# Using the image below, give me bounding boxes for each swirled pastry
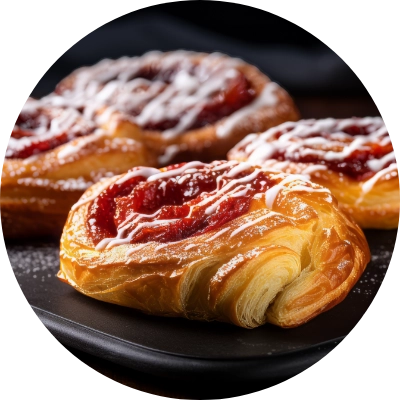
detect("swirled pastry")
[59,160,369,328]
[228,117,399,229]
[54,51,299,165]
[1,99,154,238]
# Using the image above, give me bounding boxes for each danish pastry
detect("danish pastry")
[54,51,299,165]
[1,99,154,238]
[228,117,399,229]
[59,160,369,328]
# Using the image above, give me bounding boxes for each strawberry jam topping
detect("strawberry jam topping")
[138,72,255,131]
[7,105,96,159]
[87,162,272,246]
[235,118,393,181]
[270,135,392,180]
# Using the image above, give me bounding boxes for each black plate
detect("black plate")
[7,229,396,383]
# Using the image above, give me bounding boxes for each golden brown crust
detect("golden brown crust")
[1,133,155,238]
[58,161,369,328]
[306,167,399,229]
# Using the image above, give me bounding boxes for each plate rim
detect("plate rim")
[34,306,341,381]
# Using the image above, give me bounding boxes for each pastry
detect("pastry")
[0,51,298,238]
[59,160,369,328]
[54,50,299,165]
[1,98,154,238]
[1,51,298,238]
[228,117,399,229]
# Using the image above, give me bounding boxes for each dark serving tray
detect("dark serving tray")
[6,229,396,383]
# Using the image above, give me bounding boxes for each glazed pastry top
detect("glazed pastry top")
[75,160,332,250]
[9,51,282,160]
[55,51,258,138]
[229,117,395,181]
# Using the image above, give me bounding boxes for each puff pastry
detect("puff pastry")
[1,99,154,238]
[55,50,299,165]
[229,117,399,229]
[59,160,369,328]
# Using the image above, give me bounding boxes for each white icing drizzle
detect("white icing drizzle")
[115,167,160,185]
[184,244,198,250]
[159,181,167,196]
[361,163,398,193]
[216,83,279,138]
[205,185,248,215]
[56,129,106,159]
[147,161,207,182]
[178,174,191,185]
[205,227,230,242]
[265,174,313,208]
[225,162,253,177]
[158,144,181,166]
[229,211,278,238]
[193,169,260,212]
[247,142,276,163]
[135,67,240,139]
[212,160,239,171]
[301,164,328,176]
[367,151,395,171]
[71,191,102,211]
[95,210,162,250]
[100,219,179,250]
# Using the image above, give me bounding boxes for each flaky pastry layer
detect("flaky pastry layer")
[59,162,369,328]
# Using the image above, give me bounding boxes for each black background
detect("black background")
[3,2,400,394]
[16,8,367,97]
